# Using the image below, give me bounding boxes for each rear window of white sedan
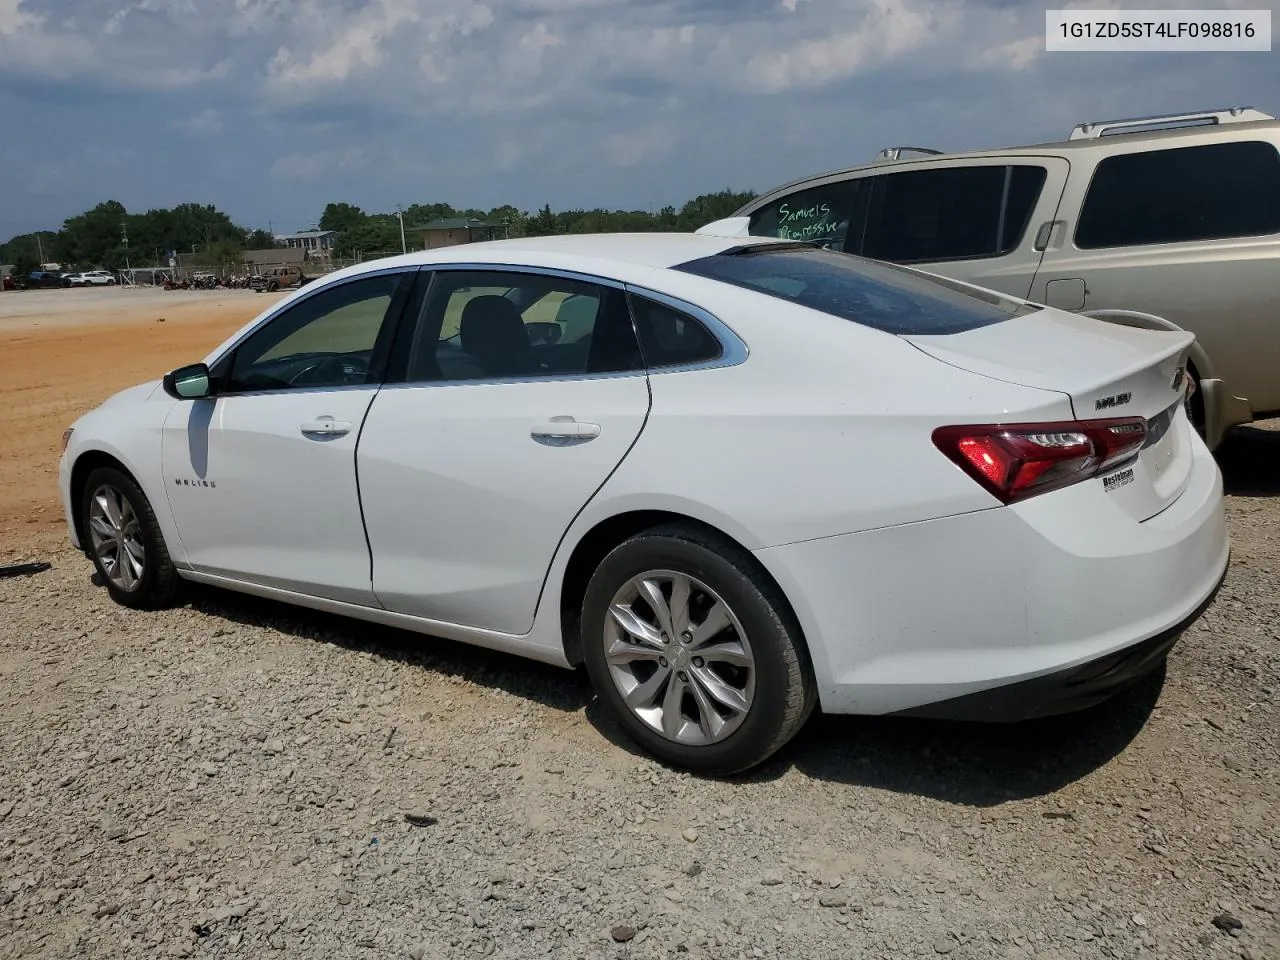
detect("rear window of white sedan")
[674,244,1038,335]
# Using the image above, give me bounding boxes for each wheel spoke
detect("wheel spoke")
[667,574,692,637]
[638,578,674,639]
[625,664,671,710]
[89,515,115,540]
[125,547,144,582]
[94,537,116,560]
[661,671,686,739]
[96,491,122,529]
[115,545,135,589]
[608,604,664,649]
[123,536,145,564]
[687,675,727,741]
[694,640,751,667]
[689,665,748,715]
[690,601,732,647]
[605,638,663,665]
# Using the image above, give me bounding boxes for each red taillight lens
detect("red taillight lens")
[933,417,1147,504]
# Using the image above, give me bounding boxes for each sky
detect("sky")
[1,0,1277,239]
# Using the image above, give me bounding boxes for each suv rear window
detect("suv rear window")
[1076,141,1280,248]
[674,245,1037,335]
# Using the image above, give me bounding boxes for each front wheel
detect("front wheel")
[581,524,815,776]
[81,467,184,609]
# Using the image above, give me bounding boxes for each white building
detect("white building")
[273,230,339,258]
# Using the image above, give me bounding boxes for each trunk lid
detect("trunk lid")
[906,309,1195,520]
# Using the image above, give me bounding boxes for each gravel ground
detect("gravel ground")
[2,427,1277,960]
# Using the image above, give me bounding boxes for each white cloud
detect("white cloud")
[0,0,40,36]
[268,0,423,86]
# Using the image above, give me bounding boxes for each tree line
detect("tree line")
[1,189,756,277]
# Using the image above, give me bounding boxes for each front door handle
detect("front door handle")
[531,417,601,444]
[300,416,352,438]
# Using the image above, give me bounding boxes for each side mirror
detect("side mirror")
[162,362,212,400]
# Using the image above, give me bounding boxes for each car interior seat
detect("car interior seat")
[459,295,534,377]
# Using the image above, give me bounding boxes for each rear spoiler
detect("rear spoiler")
[694,216,751,239]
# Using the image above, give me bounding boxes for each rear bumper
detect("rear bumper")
[753,427,1229,717]
[889,559,1225,722]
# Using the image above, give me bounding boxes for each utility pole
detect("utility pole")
[36,233,45,267]
[395,205,407,254]
[122,222,131,280]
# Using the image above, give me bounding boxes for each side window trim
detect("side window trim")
[207,266,420,389]
[623,285,748,373]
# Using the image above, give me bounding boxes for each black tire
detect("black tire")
[81,466,184,609]
[581,523,816,776]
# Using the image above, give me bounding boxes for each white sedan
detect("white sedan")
[58,234,1229,774]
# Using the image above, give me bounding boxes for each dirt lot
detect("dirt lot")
[0,290,1277,960]
[0,287,284,551]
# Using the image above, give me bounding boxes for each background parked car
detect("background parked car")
[68,270,117,286]
[716,106,1280,450]
[26,271,70,289]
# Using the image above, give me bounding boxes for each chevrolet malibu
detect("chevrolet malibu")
[59,234,1229,774]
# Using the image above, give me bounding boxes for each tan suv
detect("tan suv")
[715,107,1280,450]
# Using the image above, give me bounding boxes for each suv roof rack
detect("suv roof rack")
[1068,106,1275,140]
[873,146,944,162]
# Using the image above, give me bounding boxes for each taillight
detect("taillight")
[932,417,1147,504]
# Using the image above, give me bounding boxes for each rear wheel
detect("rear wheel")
[581,524,815,775]
[82,467,184,609]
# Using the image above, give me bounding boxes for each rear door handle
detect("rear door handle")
[300,416,352,438]
[531,417,601,443]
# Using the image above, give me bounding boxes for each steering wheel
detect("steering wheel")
[287,355,369,387]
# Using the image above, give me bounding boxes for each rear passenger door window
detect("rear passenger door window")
[748,179,865,250]
[861,165,1048,263]
[400,271,642,382]
[1075,141,1280,249]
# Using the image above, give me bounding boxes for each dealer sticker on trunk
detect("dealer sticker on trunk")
[1102,467,1135,492]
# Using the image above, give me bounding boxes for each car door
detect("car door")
[161,268,416,604]
[357,268,652,635]
[855,158,1070,300]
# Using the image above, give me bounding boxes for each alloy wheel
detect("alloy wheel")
[603,570,756,745]
[87,484,146,592]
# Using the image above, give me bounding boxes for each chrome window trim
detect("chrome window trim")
[375,262,748,391]
[207,264,421,370]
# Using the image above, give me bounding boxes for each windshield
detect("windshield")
[674,244,1038,335]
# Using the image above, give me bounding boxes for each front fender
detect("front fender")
[61,392,188,566]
